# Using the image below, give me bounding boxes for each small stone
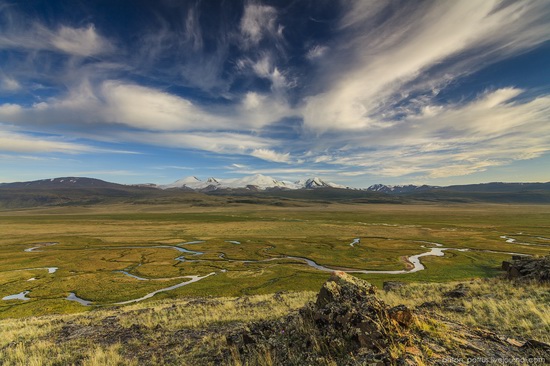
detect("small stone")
[522,339,550,350]
[505,338,524,347]
[444,284,469,298]
[418,301,439,309]
[388,305,414,327]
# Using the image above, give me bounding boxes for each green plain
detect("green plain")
[1,202,549,318]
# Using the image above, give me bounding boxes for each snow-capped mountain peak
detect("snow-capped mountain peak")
[302,177,347,189]
[222,174,289,190]
[365,184,435,193]
[161,175,345,191]
[161,176,207,189]
[304,177,327,188]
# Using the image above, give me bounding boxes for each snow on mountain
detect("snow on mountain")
[300,177,347,189]
[365,184,435,193]
[222,174,293,190]
[367,184,389,192]
[162,175,345,191]
[161,176,208,190]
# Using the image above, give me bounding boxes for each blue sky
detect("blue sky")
[0,0,549,187]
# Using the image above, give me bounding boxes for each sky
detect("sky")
[0,0,549,188]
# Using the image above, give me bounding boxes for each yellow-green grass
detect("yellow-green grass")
[379,278,550,343]
[0,277,548,365]
[1,203,549,318]
[0,291,314,366]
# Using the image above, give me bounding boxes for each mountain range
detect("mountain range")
[2,175,550,194]
[1,175,550,209]
[160,174,348,191]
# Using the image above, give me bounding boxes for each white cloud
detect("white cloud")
[0,131,94,154]
[306,45,328,60]
[119,131,271,156]
[304,89,550,179]
[238,54,293,92]
[1,76,21,91]
[0,80,296,133]
[302,0,550,132]
[251,54,271,77]
[227,166,340,177]
[0,103,22,115]
[116,130,294,164]
[238,91,295,127]
[250,148,290,163]
[100,81,226,130]
[184,5,203,51]
[50,25,113,57]
[239,4,279,47]
[0,20,113,57]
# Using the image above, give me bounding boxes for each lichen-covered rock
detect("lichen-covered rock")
[228,272,413,365]
[503,255,550,282]
[316,271,376,307]
[227,272,550,365]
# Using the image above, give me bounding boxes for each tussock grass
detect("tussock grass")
[83,344,136,366]
[0,291,314,365]
[116,292,315,329]
[379,278,550,343]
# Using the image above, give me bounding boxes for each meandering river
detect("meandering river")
[3,234,536,306]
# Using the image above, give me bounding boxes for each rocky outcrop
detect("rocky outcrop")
[228,272,550,365]
[228,272,418,365]
[502,255,550,282]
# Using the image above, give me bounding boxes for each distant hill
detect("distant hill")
[365,182,550,194]
[1,176,549,209]
[0,177,126,189]
[362,182,550,203]
[0,177,215,209]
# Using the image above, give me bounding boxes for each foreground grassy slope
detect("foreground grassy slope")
[0,277,547,365]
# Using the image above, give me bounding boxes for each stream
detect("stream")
[7,235,536,306]
[113,273,216,305]
[2,291,30,301]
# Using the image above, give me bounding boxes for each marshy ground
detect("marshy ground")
[1,203,549,318]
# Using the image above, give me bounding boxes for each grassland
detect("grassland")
[0,278,548,365]
[1,202,549,319]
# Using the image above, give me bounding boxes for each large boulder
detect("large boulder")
[228,271,415,365]
[312,271,410,353]
[502,255,550,282]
